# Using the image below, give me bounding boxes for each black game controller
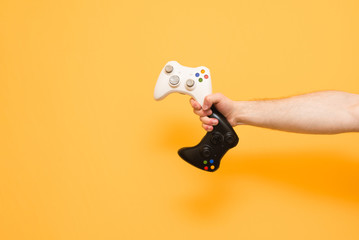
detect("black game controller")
[178,106,239,172]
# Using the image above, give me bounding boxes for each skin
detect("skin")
[190,91,359,134]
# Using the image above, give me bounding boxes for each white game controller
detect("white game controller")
[154,61,212,106]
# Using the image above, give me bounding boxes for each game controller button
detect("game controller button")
[169,75,180,87]
[195,73,200,77]
[225,133,235,144]
[165,65,173,73]
[201,69,205,74]
[200,146,212,158]
[210,132,224,145]
[186,79,195,88]
[203,160,208,164]
[204,74,209,79]
[204,166,209,170]
[198,78,203,82]
[210,159,214,164]
[210,165,215,170]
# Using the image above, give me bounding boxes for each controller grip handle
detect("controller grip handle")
[178,106,239,172]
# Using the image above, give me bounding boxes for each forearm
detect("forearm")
[234,91,359,134]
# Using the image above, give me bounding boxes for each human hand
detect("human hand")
[190,93,238,132]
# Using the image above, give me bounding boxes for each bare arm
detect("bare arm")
[190,91,359,134]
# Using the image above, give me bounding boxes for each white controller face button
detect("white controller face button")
[169,75,180,87]
[165,65,173,73]
[186,79,195,88]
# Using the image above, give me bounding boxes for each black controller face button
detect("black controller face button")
[200,145,212,158]
[210,132,224,145]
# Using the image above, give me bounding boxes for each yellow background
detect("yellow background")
[1,0,359,239]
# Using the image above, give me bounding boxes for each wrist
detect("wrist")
[233,101,256,126]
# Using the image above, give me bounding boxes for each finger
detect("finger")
[193,108,206,117]
[203,93,225,110]
[189,98,201,110]
[200,116,219,126]
[202,123,213,132]
[193,108,213,117]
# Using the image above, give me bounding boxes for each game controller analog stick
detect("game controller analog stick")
[169,75,180,87]
[210,132,224,145]
[200,145,212,158]
[186,79,195,88]
[225,133,236,145]
[165,65,173,73]
[154,61,239,172]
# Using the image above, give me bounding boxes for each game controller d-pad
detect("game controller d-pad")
[178,107,239,172]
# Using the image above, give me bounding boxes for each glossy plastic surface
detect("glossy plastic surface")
[178,106,239,172]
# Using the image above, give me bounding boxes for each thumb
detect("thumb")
[202,93,225,111]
